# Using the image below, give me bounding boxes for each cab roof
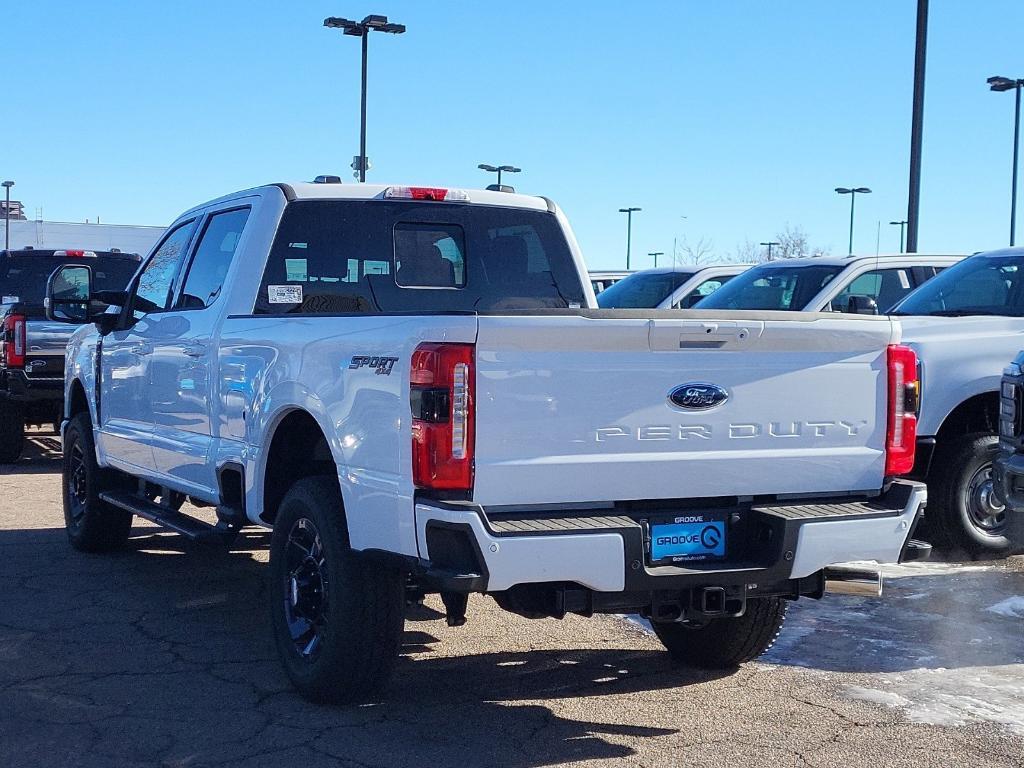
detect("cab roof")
[183,182,555,218]
[755,253,963,268]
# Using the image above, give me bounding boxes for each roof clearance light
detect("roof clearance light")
[384,186,469,202]
[54,250,97,258]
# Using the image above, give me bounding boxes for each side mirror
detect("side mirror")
[45,264,111,324]
[846,295,879,315]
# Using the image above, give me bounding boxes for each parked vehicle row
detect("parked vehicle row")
[594,250,1024,555]
[41,180,930,704]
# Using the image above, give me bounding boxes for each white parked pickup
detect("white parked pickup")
[48,181,928,703]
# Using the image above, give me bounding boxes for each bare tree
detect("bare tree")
[732,239,762,263]
[765,225,830,260]
[678,235,715,265]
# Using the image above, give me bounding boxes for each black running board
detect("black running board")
[100,491,237,543]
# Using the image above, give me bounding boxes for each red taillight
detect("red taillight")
[1,313,26,369]
[410,343,475,490]
[885,344,919,476]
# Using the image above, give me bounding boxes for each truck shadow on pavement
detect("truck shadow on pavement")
[0,525,689,768]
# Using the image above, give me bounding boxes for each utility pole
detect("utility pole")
[2,181,13,250]
[906,0,929,252]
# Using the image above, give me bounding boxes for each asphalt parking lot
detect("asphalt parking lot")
[2,433,1023,768]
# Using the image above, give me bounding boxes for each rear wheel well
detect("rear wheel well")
[261,410,337,526]
[935,392,999,447]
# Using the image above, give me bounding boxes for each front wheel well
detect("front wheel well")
[68,380,89,421]
[260,410,338,526]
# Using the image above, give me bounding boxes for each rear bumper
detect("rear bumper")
[413,480,927,594]
[0,369,64,403]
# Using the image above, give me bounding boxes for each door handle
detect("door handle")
[182,343,207,358]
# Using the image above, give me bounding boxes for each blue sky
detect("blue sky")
[7,2,1024,268]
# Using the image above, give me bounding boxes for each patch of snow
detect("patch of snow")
[845,668,1024,735]
[845,686,911,708]
[987,596,1024,619]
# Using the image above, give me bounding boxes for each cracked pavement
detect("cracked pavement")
[2,433,1023,767]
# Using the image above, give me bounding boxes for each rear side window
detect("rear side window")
[177,208,250,309]
[254,201,585,314]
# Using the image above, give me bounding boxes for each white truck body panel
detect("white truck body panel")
[897,315,1024,437]
[472,313,897,506]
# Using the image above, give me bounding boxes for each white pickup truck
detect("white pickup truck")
[47,181,928,704]
[887,247,1024,555]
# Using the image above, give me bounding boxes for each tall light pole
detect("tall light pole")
[835,187,872,255]
[324,15,406,182]
[760,241,780,261]
[478,164,521,188]
[889,220,908,252]
[619,207,641,269]
[906,0,929,252]
[987,75,1024,246]
[648,251,664,268]
[2,181,13,251]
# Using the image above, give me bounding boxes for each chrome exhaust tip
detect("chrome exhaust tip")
[824,565,883,597]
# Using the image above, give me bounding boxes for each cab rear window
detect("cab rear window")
[0,253,139,306]
[254,201,585,314]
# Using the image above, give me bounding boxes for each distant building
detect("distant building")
[5,218,165,256]
[0,200,27,220]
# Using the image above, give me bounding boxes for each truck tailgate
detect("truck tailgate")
[473,313,896,506]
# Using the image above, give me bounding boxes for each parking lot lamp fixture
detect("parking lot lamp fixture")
[835,187,872,255]
[987,75,1024,246]
[619,208,641,269]
[889,220,908,253]
[477,164,521,188]
[324,15,406,182]
[648,251,664,268]
[760,241,780,261]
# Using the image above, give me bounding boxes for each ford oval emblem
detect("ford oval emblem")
[668,383,729,411]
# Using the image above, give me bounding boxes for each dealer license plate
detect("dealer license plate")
[650,519,726,562]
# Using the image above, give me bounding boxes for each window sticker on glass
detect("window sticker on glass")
[268,285,303,304]
[898,270,910,289]
[288,242,308,249]
[285,259,308,282]
[364,261,390,276]
[2,296,19,304]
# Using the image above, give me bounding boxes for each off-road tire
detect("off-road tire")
[269,475,405,704]
[652,597,788,668]
[928,432,1011,557]
[63,412,133,552]
[0,401,25,464]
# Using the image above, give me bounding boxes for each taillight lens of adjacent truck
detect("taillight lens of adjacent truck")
[885,344,919,476]
[410,343,475,490]
[1,314,26,369]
